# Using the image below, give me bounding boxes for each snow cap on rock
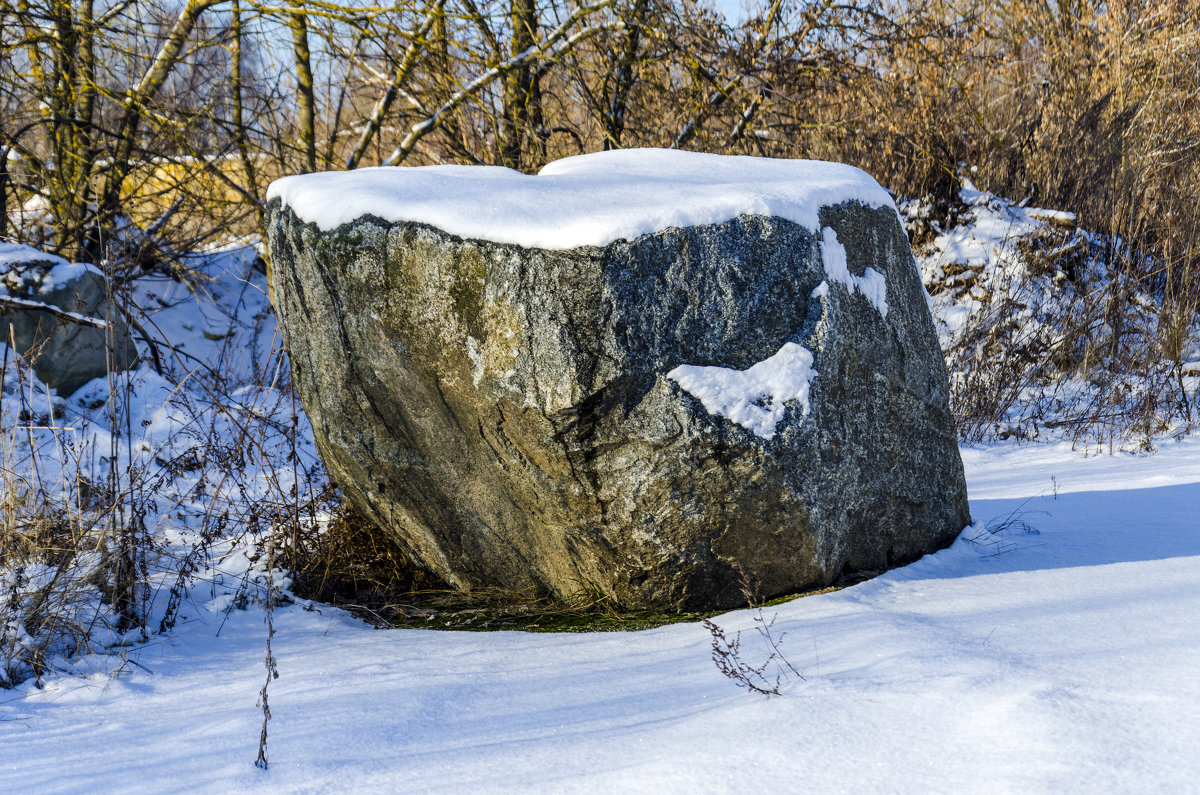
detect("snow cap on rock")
[266,148,896,249]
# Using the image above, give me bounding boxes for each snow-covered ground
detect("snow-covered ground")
[3,436,1199,792]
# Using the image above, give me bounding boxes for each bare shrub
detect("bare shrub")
[0,245,324,689]
[911,185,1196,448]
[1,345,129,687]
[703,569,804,697]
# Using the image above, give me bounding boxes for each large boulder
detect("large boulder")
[0,243,138,395]
[267,149,970,611]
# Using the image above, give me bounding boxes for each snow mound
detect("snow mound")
[0,241,70,269]
[667,342,816,439]
[266,149,895,249]
[906,179,1198,446]
[0,242,101,296]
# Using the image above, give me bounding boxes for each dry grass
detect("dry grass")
[283,488,447,618]
[2,352,116,686]
[283,496,722,632]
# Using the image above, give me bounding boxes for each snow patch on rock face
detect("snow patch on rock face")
[667,342,816,439]
[820,226,889,317]
[266,149,895,250]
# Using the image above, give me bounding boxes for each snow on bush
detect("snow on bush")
[906,181,1198,447]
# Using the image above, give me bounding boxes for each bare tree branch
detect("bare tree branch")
[671,0,792,150]
[384,0,619,167]
[345,0,446,170]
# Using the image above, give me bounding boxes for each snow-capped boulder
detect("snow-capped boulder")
[0,242,138,394]
[266,149,969,611]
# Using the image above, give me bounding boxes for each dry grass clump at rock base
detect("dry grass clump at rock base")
[283,497,714,632]
[282,494,875,632]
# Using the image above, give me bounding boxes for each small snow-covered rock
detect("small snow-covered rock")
[267,149,968,610]
[0,243,138,394]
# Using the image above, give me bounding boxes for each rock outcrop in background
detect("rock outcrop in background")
[0,242,138,395]
[267,151,970,611]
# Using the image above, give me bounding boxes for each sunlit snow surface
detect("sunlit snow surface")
[266,149,895,249]
[5,435,1200,792]
[0,241,70,268]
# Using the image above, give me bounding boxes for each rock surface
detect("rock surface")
[267,161,970,611]
[0,244,138,394]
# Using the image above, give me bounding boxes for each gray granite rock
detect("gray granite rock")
[267,199,970,610]
[0,252,138,395]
